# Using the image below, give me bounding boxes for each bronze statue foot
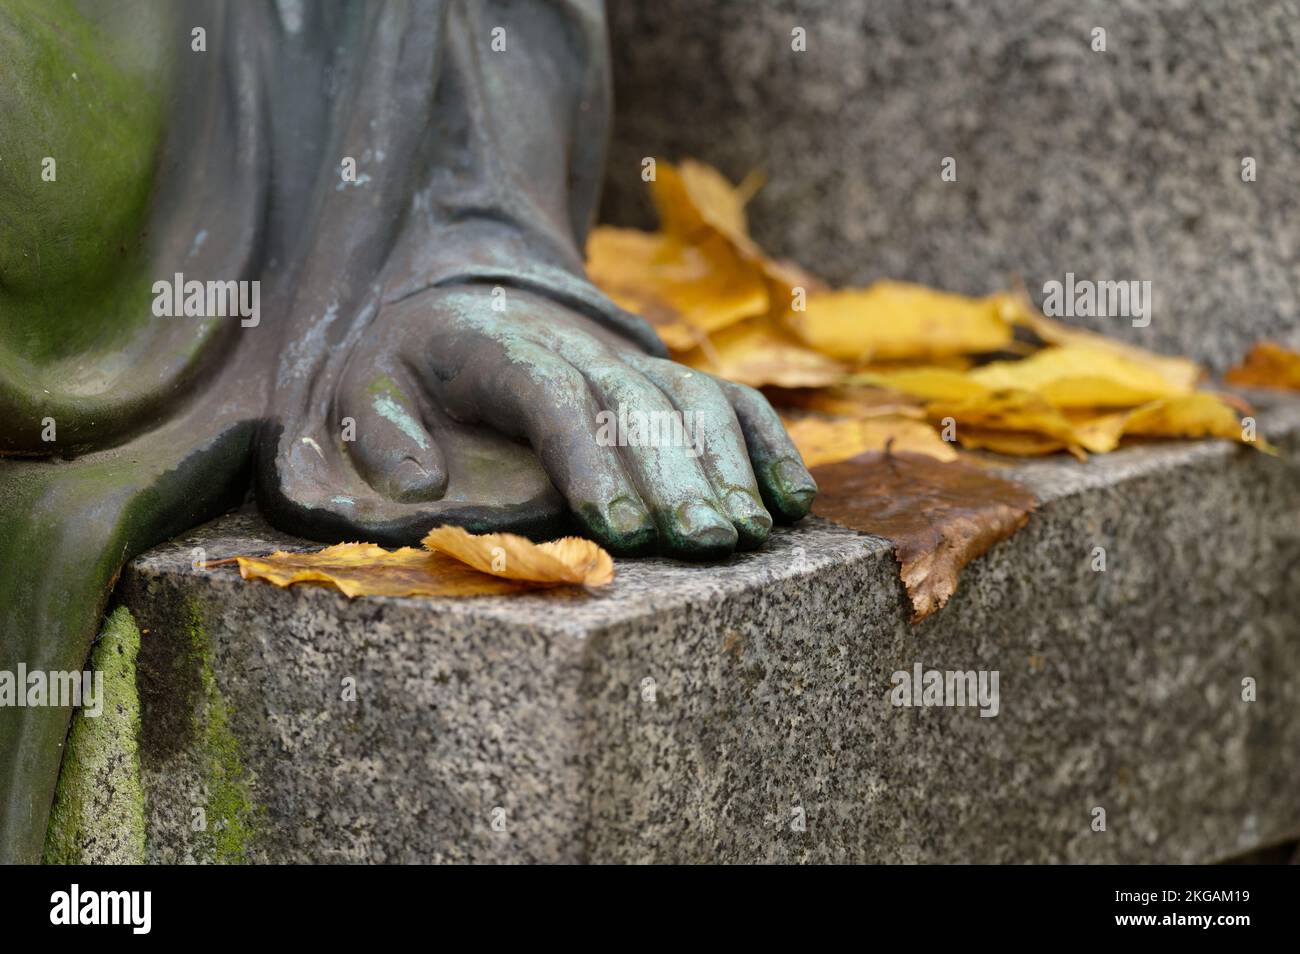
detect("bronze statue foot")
[257,285,816,559]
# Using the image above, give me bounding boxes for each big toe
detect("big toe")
[339,364,447,502]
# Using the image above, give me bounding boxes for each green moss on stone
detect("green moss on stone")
[183,599,261,864]
[42,605,146,864]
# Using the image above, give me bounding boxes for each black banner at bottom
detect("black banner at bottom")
[0,862,1286,940]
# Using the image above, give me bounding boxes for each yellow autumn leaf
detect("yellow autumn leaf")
[774,385,925,419]
[679,318,847,388]
[785,281,1016,363]
[222,543,533,598]
[423,525,614,587]
[969,344,1192,408]
[585,226,768,351]
[220,529,615,598]
[1100,393,1271,452]
[954,428,1078,459]
[851,366,991,403]
[926,389,1088,455]
[650,159,825,315]
[1224,341,1300,391]
[785,415,958,467]
[1012,304,1201,391]
[652,158,760,251]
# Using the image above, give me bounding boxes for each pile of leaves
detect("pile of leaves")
[587,159,1270,465]
[585,159,1293,620]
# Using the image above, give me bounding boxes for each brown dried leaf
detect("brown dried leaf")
[812,451,1036,622]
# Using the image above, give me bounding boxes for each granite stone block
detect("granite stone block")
[96,394,1300,863]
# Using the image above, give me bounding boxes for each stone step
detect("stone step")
[50,392,1300,863]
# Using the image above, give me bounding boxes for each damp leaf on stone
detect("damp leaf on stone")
[1224,341,1300,391]
[422,525,614,586]
[811,450,1036,623]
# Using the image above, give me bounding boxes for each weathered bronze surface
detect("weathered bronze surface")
[0,1,814,860]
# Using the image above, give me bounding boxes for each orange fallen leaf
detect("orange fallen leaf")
[220,529,615,598]
[587,159,1256,466]
[812,450,1036,622]
[925,388,1088,455]
[423,525,614,586]
[222,543,532,598]
[652,159,759,251]
[1224,342,1300,391]
[852,366,990,402]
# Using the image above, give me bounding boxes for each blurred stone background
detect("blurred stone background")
[600,0,1300,371]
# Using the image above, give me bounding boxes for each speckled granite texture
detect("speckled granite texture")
[601,0,1300,370]
[106,394,1300,863]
